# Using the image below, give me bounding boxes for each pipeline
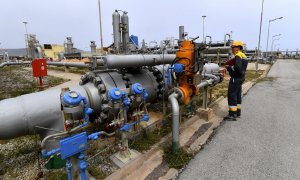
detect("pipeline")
[47,61,90,68]
[103,54,176,69]
[168,93,180,153]
[0,62,31,68]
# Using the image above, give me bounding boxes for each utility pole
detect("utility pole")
[256,0,265,73]
[98,0,104,50]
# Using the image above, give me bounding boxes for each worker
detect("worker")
[223,40,248,121]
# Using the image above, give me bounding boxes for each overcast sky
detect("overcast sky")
[0,0,299,51]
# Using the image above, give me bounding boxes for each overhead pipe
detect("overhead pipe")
[168,92,180,153]
[103,54,176,69]
[47,61,90,68]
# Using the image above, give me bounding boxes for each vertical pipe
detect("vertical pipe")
[168,93,180,154]
[112,10,121,53]
[121,12,129,54]
[98,0,104,50]
[178,26,184,47]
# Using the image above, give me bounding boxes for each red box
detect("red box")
[32,59,48,77]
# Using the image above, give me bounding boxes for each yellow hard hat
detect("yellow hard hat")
[231,40,244,49]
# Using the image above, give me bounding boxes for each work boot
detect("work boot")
[237,109,241,118]
[223,111,237,121]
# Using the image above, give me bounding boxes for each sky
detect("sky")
[0,0,299,51]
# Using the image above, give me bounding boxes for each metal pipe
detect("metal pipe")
[197,79,214,89]
[112,10,121,53]
[224,34,231,47]
[103,54,176,69]
[121,11,129,53]
[0,62,31,68]
[47,61,90,68]
[0,86,88,140]
[204,54,229,58]
[168,93,180,153]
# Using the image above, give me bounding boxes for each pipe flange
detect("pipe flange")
[168,87,184,104]
[148,67,165,99]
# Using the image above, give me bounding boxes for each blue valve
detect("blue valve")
[173,63,185,73]
[119,114,150,132]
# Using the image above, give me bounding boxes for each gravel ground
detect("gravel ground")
[179,60,300,180]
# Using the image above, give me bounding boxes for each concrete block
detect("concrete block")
[197,108,213,121]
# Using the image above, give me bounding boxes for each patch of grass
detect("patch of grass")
[256,76,277,83]
[129,121,172,152]
[245,70,264,82]
[0,66,66,100]
[162,145,192,169]
[87,166,108,180]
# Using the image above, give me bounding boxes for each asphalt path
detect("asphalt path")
[179,60,300,180]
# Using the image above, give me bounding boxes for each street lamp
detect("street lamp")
[265,16,283,57]
[256,0,265,72]
[202,15,206,43]
[271,38,280,52]
[23,21,29,60]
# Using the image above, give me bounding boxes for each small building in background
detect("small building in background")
[43,44,64,60]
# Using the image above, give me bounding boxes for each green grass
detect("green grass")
[129,121,172,152]
[44,170,68,180]
[0,66,66,100]
[163,145,192,169]
[87,166,108,180]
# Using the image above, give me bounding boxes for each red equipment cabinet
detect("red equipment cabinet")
[32,58,48,77]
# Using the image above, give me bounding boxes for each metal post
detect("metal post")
[202,16,206,43]
[203,86,208,109]
[98,0,104,50]
[23,22,29,61]
[256,0,264,73]
[265,17,283,58]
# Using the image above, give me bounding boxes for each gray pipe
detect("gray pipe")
[0,62,31,68]
[121,12,129,53]
[0,86,88,140]
[204,54,229,58]
[47,61,90,68]
[224,33,231,47]
[112,10,121,53]
[168,93,180,153]
[104,54,176,69]
[197,79,214,89]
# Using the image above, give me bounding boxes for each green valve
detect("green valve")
[45,155,66,169]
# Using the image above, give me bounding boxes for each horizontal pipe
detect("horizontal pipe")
[0,62,31,68]
[0,86,88,140]
[47,61,90,68]
[204,54,229,57]
[197,79,214,89]
[104,54,176,69]
[168,93,180,154]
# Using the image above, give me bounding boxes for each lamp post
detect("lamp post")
[202,15,206,43]
[98,0,104,51]
[265,17,283,57]
[23,21,29,60]
[256,0,265,73]
[271,38,280,52]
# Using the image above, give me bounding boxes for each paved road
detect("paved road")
[179,60,300,180]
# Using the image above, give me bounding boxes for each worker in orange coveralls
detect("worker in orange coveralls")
[223,41,248,121]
